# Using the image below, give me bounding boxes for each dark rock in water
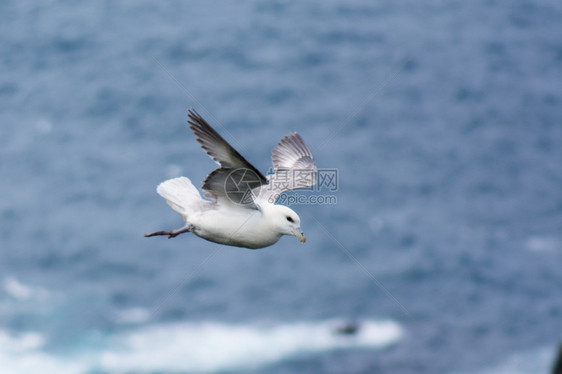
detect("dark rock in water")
[334,321,360,336]
[552,344,562,374]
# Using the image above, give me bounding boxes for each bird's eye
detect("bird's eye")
[286,216,294,223]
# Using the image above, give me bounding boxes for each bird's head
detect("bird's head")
[265,204,306,243]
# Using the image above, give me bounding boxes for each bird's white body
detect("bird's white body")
[188,208,282,249]
[156,177,296,249]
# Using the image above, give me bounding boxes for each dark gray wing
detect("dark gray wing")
[255,133,317,203]
[188,109,267,207]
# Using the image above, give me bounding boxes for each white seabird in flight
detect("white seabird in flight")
[145,109,317,249]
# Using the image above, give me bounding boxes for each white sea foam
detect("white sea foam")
[0,319,402,374]
[98,319,403,373]
[0,331,83,374]
[3,277,51,301]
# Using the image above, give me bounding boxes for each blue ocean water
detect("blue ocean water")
[1,1,561,373]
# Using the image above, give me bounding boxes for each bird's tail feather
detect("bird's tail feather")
[156,177,202,218]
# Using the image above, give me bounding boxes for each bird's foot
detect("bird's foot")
[144,225,193,239]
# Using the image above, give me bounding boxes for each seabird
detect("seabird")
[145,109,317,249]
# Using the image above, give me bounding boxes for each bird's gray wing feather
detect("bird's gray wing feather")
[254,133,317,203]
[271,132,317,173]
[188,109,267,208]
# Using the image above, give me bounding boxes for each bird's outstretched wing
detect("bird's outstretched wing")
[255,132,317,204]
[188,109,267,207]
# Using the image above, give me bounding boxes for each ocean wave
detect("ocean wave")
[0,319,402,374]
[0,331,82,374]
[3,277,52,301]
[98,319,402,373]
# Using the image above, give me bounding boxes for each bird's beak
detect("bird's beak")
[294,229,306,243]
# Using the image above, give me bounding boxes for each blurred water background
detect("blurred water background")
[1,1,561,373]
